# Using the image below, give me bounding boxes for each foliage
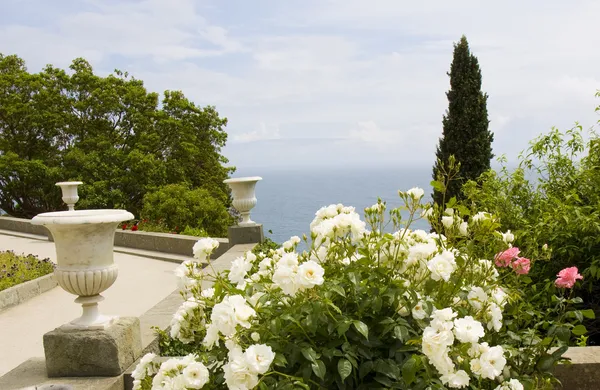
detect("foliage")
[252,237,281,256]
[460,106,600,342]
[133,185,586,389]
[432,35,493,208]
[141,184,232,237]
[0,250,55,291]
[0,54,233,234]
[181,226,210,238]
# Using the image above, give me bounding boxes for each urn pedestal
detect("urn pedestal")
[55,181,83,211]
[31,209,142,377]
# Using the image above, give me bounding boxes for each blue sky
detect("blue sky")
[1,0,599,170]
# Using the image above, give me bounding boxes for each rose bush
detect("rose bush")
[135,189,588,389]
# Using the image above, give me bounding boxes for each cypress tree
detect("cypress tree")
[432,35,493,207]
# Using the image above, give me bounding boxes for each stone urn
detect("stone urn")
[56,181,83,211]
[31,209,134,329]
[223,176,262,225]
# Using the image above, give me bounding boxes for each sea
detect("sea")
[234,166,433,245]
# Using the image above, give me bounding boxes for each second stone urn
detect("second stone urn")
[31,209,134,329]
[55,181,83,211]
[223,176,262,225]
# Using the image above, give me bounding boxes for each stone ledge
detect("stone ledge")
[0,273,57,312]
[0,216,53,240]
[554,346,600,389]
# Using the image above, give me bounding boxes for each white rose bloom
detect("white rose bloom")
[251,332,261,342]
[487,303,503,332]
[472,212,490,223]
[398,304,410,317]
[444,208,455,216]
[244,344,275,374]
[296,260,325,288]
[427,250,457,281]
[248,292,265,307]
[277,252,299,269]
[229,295,256,329]
[502,230,515,244]
[453,316,485,343]
[431,308,457,323]
[193,238,220,261]
[441,370,470,388]
[421,207,434,219]
[210,301,237,337]
[442,216,454,229]
[467,286,488,311]
[223,357,259,390]
[495,379,524,390]
[407,242,438,266]
[229,256,253,288]
[428,351,455,376]
[282,240,295,250]
[201,288,215,298]
[459,221,469,236]
[272,265,300,296]
[412,301,428,320]
[202,323,220,349]
[182,361,210,389]
[406,187,425,199]
[491,287,508,308]
[258,257,273,275]
[478,346,507,379]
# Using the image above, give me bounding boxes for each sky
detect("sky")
[1,0,599,170]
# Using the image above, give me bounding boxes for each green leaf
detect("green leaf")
[402,356,417,385]
[394,326,409,342]
[552,345,568,360]
[353,320,369,339]
[337,321,351,336]
[430,180,445,192]
[536,355,556,372]
[571,297,584,304]
[337,359,352,382]
[301,347,318,363]
[581,309,596,319]
[273,353,288,368]
[330,284,346,298]
[311,360,326,380]
[359,361,373,379]
[292,381,310,390]
[572,324,587,336]
[348,272,359,286]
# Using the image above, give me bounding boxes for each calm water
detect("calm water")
[235,167,433,245]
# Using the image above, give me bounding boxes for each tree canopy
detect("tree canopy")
[432,36,493,207]
[0,54,233,231]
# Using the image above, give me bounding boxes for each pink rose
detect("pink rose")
[512,257,531,275]
[495,247,521,267]
[555,267,583,288]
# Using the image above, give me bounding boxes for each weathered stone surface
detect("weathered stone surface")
[113,230,229,258]
[0,274,57,311]
[0,287,19,310]
[16,278,41,302]
[554,346,600,389]
[0,357,123,390]
[38,273,58,292]
[44,317,142,377]
[228,224,264,246]
[0,216,53,239]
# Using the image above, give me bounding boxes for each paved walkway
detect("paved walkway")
[0,231,179,376]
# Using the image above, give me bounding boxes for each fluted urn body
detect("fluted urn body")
[56,181,83,211]
[224,176,262,225]
[31,209,133,329]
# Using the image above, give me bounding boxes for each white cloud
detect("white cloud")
[232,122,281,143]
[1,0,599,169]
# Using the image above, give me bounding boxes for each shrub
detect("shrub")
[0,251,55,291]
[461,117,600,342]
[141,184,232,237]
[132,189,587,389]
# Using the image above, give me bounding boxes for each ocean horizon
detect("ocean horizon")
[234,166,434,245]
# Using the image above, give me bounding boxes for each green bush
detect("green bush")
[141,184,232,237]
[460,100,600,342]
[0,251,55,291]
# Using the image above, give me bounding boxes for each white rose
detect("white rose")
[223,358,259,390]
[201,288,215,298]
[182,361,210,389]
[472,212,490,223]
[202,323,220,349]
[229,295,256,329]
[427,250,456,281]
[406,187,425,200]
[467,286,488,311]
[459,221,469,236]
[244,344,275,374]
[487,303,503,332]
[412,301,427,320]
[228,257,252,288]
[453,316,485,344]
[442,216,454,228]
[502,230,515,244]
[441,370,470,388]
[421,208,434,219]
[495,379,524,390]
[478,346,506,379]
[251,332,260,342]
[296,260,325,288]
[491,287,508,308]
[210,301,237,337]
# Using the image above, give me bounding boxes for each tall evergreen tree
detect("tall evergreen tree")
[432,36,493,208]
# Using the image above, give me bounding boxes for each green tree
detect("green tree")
[432,36,493,207]
[0,53,233,234]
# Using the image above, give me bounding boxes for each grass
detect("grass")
[0,251,55,292]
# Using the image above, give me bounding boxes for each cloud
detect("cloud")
[232,122,281,143]
[1,0,599,169]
